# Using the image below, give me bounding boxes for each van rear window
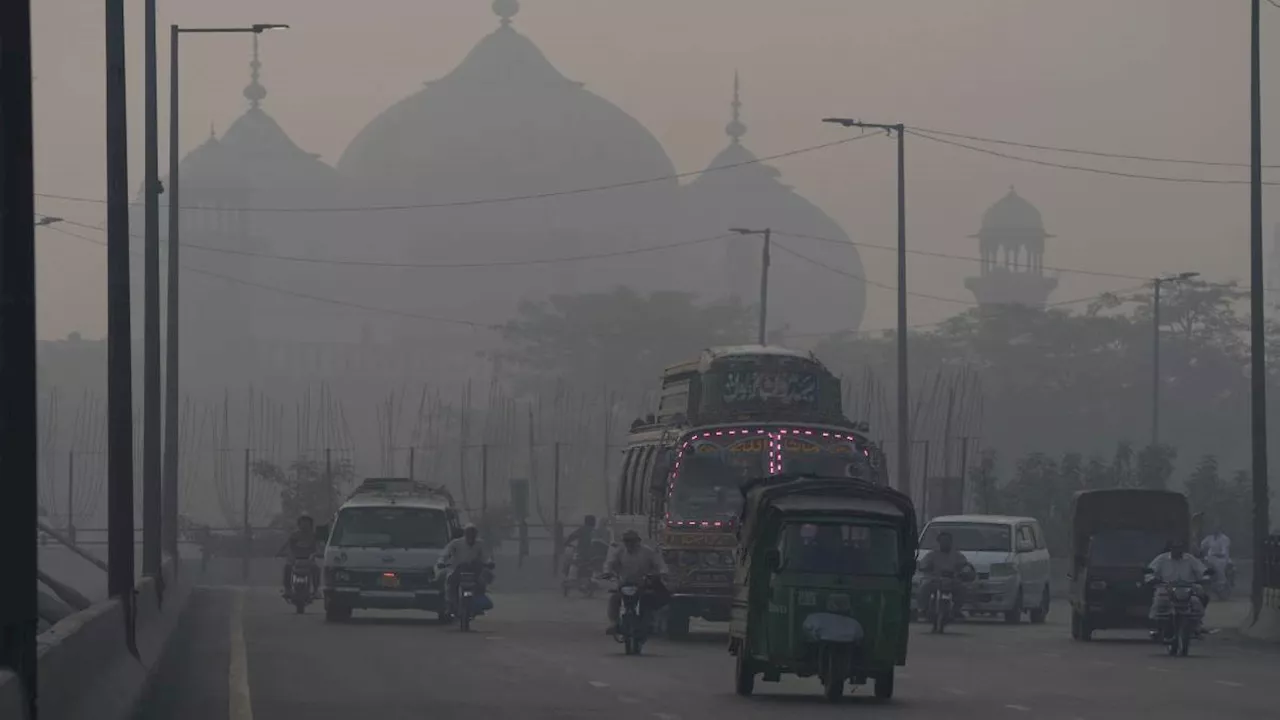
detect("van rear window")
[330,507,451,549]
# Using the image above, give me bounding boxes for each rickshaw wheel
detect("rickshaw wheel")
[874,671,894,700]
[734,652,756,696]
[821,654,846,703]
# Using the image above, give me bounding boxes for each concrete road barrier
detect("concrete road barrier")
[0,558,196,720]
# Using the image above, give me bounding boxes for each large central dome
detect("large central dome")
[338,5,677,199]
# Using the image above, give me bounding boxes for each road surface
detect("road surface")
[133,586,1276,720]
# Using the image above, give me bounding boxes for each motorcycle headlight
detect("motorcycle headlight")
[621,586,638,596]
[989,563,1017,578]
[1173,587,1192,601]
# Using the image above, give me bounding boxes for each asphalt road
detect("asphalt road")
[133,586,1277,720]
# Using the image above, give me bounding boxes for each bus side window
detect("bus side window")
[633,446,655,515]
[618,448,638,514]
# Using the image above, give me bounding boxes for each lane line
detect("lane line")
[619,696,640,704]
[229,588,253,720]
[1214,680,1244,688]
[589,681,610,689]
[1005,704,1031,712]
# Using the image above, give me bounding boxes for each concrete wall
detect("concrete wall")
[0,559,196,720]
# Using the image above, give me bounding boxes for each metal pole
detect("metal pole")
[162,24,181,569]
[958,437,971,514]
[895,127,911,497]
[758,228,771,344]
[481,443,489,516]
[920,439,931,522]
[0,0,39,708]
[141,0,162,583]
[67,450,76,544]
[242,448,250,581]
[553,441,562,572]
[408,446,416,481]
[1249,0,1271,624]
[1152,279,1161,447]
[325,448,332,521]
[106,0,137,605]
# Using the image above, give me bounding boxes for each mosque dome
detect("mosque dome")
[337,1,677,201]
[979,187,1047,238]
[682,74,867,334]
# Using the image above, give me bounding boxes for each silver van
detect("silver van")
[912,514,1052,624]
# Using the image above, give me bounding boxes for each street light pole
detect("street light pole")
[730,227,772,344]
[164,23,288,570]
[0,1,39,714]
[1150,272,1199,448]
[142,0,162,586]
[1247,0,1270,625]
[823,119,909,495]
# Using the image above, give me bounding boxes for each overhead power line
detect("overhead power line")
[907,125,1280,169]
[51,217,733,269]
[34,132,878,214]
[908,130,1280,187]
[772,241,979,306]
[41,224,499,329]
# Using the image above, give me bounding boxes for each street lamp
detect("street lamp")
[162,23,289,564]
[823,118,910,497]
[730,227,771,345]
[1150,271,1199,447]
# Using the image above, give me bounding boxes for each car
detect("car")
[321,478,463,622]
[911,514,1052,624]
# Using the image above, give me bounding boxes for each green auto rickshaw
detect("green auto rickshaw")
[728,476,917,702]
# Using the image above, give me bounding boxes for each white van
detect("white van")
[912,514,1052,624]
[321,478,462,622]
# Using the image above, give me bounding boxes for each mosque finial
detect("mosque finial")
[243,33,267,108]
[493,0,519,26]
[209,122,216,139]
[725,71,747,144]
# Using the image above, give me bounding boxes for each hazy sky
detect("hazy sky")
[31,0,1280,340]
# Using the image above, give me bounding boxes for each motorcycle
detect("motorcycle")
[439,560,494,632]
[1204,557,1234,601]
[924,570,967,634]
[1157,581,1202,657]
[561,540,609,598]
[610,574,657,655]
[287,556,317,614]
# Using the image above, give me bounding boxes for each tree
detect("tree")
[495,286,754,397]
[254,457,356,529]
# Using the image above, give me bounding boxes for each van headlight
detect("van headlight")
[989,563,1016,578]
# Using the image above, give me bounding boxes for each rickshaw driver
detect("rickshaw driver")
[915,531,974,616]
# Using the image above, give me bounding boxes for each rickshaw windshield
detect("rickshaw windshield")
[779,521,900,576]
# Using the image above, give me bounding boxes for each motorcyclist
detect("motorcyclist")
[562,515,600,580]
[277,514,321,598]
[602,530,668,635]
[916,531,974,619]
[1199,526,1233,592]
[437,524,495,616]
[1146,539,1210,638]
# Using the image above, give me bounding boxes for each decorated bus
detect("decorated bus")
[610,345,887,638]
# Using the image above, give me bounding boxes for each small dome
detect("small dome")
[980,187,1046,236]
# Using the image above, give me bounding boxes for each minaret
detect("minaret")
[493,0,519,26]
[722,72,756,304]
[964,187,1057,307]
[244,33,267,109]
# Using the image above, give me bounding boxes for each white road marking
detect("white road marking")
[1215,680,1244,688]
[229,589,253,720]
[619,696,640,704]
[589,681,610,689]
[1005,704,1031,712]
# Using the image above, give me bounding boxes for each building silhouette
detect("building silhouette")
[964,187,1057,308]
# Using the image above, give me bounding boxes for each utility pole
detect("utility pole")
[823,118,909,495]
[957,436,972,514]
[1151,272,1199,447]
[730,227,771,344]
[142,0,162,586]
[67,451,76,544]
[481,443,489,517]
[0,0,39,712]
[105,0,137,610]
[408,446,416,481]
[162,22,181,571]
[1248,0,1271,625]
[553,441,562,574]
[325,448,333,520]
[242,448,251,581]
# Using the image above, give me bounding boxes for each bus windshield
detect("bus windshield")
[669,451,763,522]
